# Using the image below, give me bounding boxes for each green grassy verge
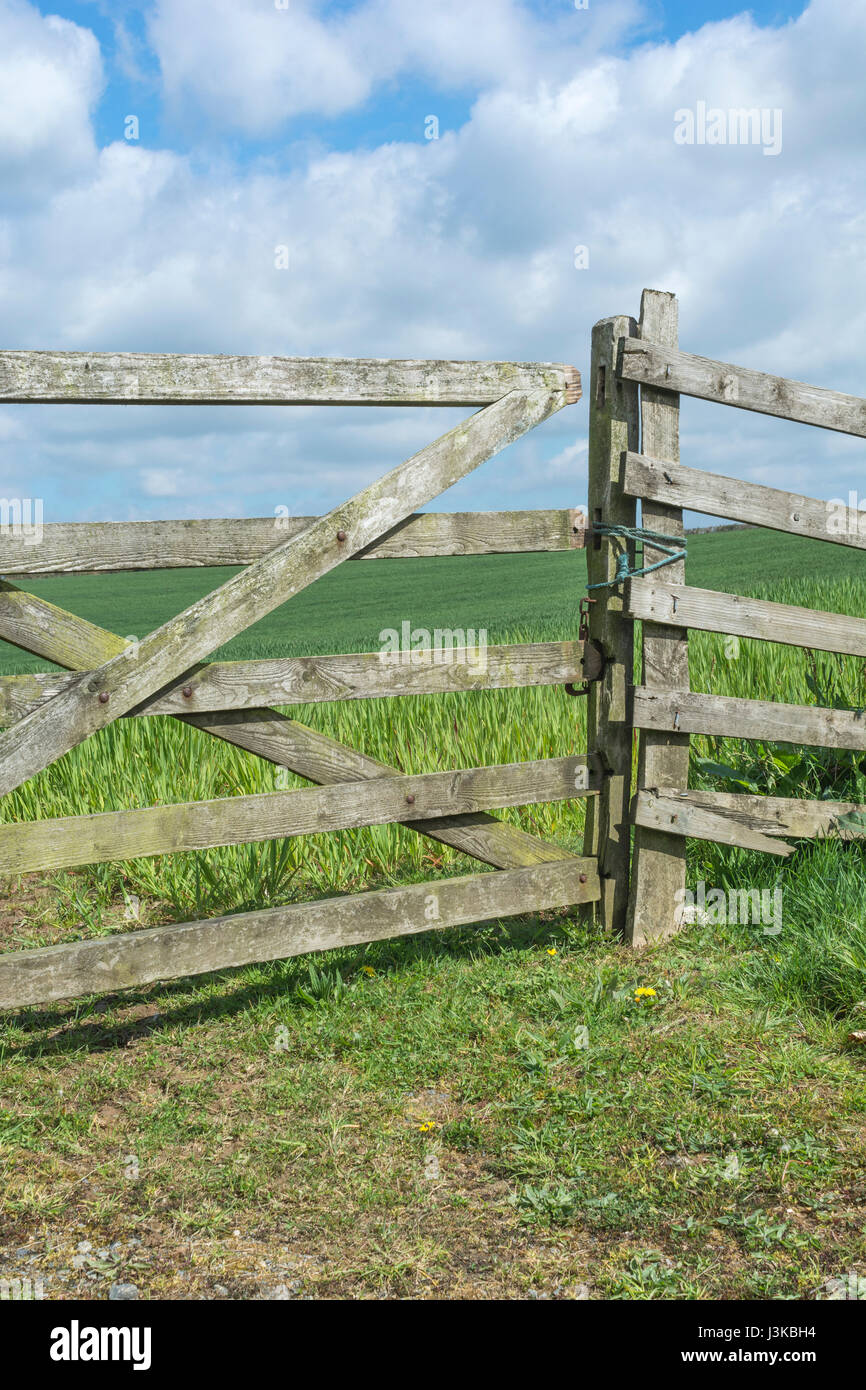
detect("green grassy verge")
[0,526,864,1300]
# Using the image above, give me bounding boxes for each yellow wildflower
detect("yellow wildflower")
[634,986,657,999]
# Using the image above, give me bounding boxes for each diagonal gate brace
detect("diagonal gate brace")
[0,388,560,798]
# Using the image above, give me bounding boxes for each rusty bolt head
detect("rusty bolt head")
[405,794,416,806]
[336,529,347,542]
[579,872,587,884]
[182,686,193,699]
[98,691,110,704]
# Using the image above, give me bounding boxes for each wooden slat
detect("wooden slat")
[619,338,866,437]
[633,790,792,857]
[649,789,866,840]
[0,857,600,1010]
[622,452,866,550]
[0,582,579,872]
[196,709,580,871]
[0,388,561,798]
[0,754,600,874]
[626,291,689,947]
[0,639,603,724]
[626,580,866,657]
[0,351,579,407]
[581,313,639,934]
[634,686,866,751]
[0,508,588,577]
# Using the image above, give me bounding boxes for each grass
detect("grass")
[0,525,864,1300]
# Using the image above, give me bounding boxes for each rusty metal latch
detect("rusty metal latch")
[565,595,599,697]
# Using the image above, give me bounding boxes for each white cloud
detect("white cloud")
[1,0,864,525]
[0,0,102,204]
[149,0,370,130]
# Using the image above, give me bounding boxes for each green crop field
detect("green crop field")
[1,525,864,1301]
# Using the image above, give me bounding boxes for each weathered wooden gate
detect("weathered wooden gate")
[589,287,866,946]
[0,349,605,1009]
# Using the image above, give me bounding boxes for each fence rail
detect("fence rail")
[618,338,866,436]
[0,638,603,723]
[0,507,587,576]
[0,350,580,407]
[622,453,866,549]
[638,789,866,841]
[625,581,866,657]
[0,858,600,1010]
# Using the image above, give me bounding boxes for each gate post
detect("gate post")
[626,288,689,945]
[582,315,639,935]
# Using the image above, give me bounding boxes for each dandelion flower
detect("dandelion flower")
[634,986,657,999]
[547,948,558,957]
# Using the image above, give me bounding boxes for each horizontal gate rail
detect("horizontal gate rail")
[634,686,866,752]
[0,351,580,407]
[0,639,603,724]
[618,337,866,436]
[621,453,866,550]
[0,507,588,577]
[633,790,793,857]
[625,580,866,658]
[0,858,601,1010]
[0,754,601,875]
[644,789,866,841]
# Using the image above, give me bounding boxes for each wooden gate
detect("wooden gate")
[0,350,604,1009]
[590,287,866,945]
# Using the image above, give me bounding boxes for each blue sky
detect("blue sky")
[1,0,862,528]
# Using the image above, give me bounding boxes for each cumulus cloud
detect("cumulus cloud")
[0,0,102,204]
[146,0,643,135]
[148,0,371,130]
[0,0,863,525]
